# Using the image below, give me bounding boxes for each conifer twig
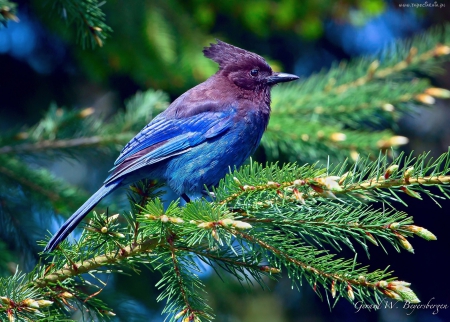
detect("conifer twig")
[34,238,159,288]
[0,135,131,155]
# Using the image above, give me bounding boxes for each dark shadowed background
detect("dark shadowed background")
[1,0,450,321]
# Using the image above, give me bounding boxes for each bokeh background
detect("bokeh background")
[1,0,450,321]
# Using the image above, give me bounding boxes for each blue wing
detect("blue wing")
[105,108,234,184]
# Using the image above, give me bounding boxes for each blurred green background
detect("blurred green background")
[1,0,450,321]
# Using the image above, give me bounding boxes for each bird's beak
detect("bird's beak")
[266,72,299,85]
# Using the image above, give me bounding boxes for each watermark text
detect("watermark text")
[399,1,446,8]
[355,298,448,315]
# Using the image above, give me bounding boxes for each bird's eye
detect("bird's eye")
[250,69,259,77]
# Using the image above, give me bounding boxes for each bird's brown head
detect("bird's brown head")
[203,40,299,91]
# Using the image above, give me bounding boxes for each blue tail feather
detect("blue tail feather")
[44,180,122,252]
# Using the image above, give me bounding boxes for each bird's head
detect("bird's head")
[203,40,299,91]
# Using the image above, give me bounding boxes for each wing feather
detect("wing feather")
[105,109,233,184]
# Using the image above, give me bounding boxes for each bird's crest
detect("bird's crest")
[203,39,269,70]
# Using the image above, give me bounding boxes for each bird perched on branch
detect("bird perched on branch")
[44,39,299,252]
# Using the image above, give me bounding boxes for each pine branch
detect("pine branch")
[0,156,87,213]
[2,150,444,320]
[231,229,401,304]
[34,239,160,289]
[215,150,450,208]
[0,270,67,321]
[271,79,430,125]
[238,203,414,256]
[266,24,450,163]
[262,118,401,162]
[0,134,132,155]
[44,0,112,48]
[157,248,213,322]
[178,245,273,287]
[0,90,168,157]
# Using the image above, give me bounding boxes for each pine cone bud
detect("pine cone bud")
[382,103,395,112]
[384,165,399,179]
[220,218,234,227]
[347,284,355,301]
[267,181,281,188]
[403,167,414,182]
[381,288,403,301]
[7,311,15,322]
[425,87,450,98]
[60,292,74,299]
[293,188,305,204]
[36,300,53,308]
[391,285,420,303]
[389,222,400,230]
[175,309,187,320]
[197,222,214,229]
[79,107,94,118]
[211,229,219,241]
[22,299,39,309]
[232,220,252,230]
[102,311,116,316]
[402,225,437,241]
[169,217,184,224]
[435,44,450,56]
[330,132,347,142]
[415,93,435,105]
[395,233,414,253]
[331,280,336,298]
[107,214,120,222]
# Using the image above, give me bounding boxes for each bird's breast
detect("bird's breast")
[162,108,268,196]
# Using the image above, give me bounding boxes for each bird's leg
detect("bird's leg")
[181,193,191,203]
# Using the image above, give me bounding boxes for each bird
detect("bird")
[44,39,299,252]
